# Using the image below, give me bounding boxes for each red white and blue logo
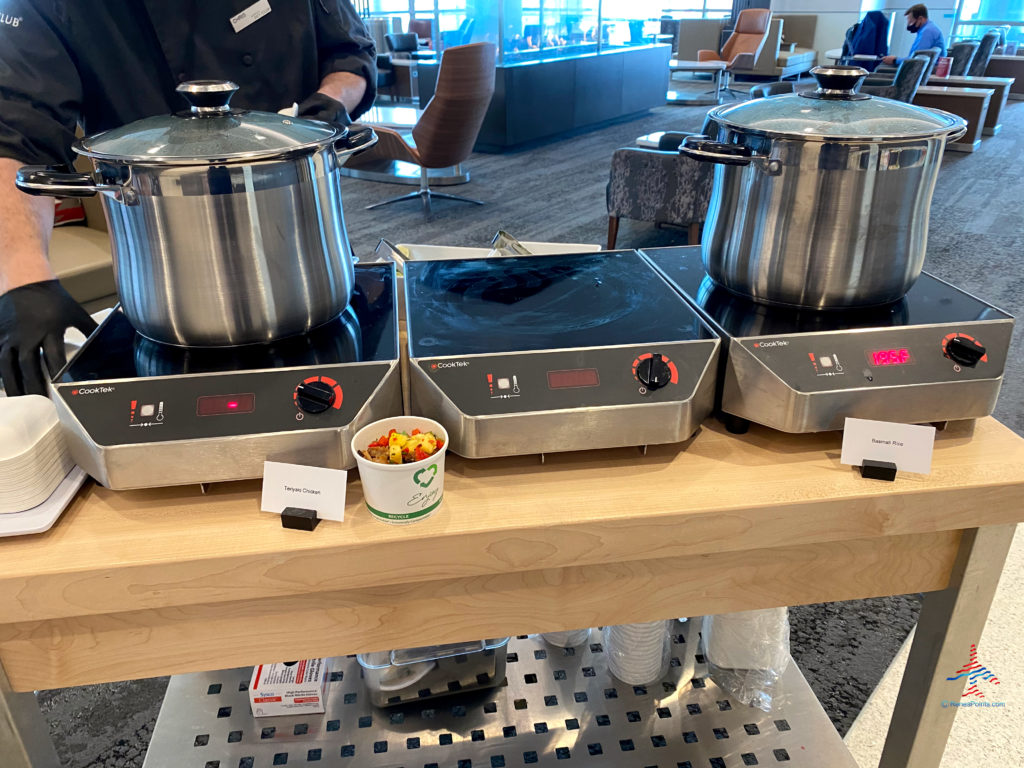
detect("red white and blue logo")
[947,644,1001,699]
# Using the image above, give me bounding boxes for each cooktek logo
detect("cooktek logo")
[753,340,789,348]
[430,361,470,370]
[70,386,116,396]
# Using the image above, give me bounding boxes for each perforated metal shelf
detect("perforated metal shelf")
[144,625,858,768]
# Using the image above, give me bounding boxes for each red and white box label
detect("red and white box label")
[249,658,329,717]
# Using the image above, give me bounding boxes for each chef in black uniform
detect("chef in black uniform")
[0,0,376,396]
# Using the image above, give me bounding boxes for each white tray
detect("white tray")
[0,466,88,537]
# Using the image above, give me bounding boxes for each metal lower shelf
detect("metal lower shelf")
[144,626,857,768]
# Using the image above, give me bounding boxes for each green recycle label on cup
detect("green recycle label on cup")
[413,464,438,488]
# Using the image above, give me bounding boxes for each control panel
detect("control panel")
[416,342,716,417]
[738,323,1011,393]
[56,363,393,446]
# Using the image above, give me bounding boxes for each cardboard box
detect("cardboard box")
[249,658,329,717]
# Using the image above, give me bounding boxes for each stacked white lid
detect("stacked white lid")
[603,621,671,686]
[0,395,74,514]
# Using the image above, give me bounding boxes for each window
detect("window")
[952,0,1024,46]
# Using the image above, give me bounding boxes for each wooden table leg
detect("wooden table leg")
[0,661,61,768]
[878,524,1016,768]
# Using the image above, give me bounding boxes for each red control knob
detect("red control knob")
[945,336,986,368]
[636,353,672,390]
[294,381,336,414]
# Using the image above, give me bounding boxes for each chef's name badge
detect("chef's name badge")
[230,0,272,33]
[261,460,347,522]
[840,417,936,475]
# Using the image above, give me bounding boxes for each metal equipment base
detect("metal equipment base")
[144,630,857,768]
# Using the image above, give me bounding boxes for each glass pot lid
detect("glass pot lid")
[74,80,344,164]
[707,66,964,141]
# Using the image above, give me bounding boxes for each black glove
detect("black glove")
[0,280,97,396]
[297,93,352,126]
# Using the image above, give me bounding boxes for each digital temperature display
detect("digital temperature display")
[547,368,600,389]
[197,393,256,416]
[868,348,912,366]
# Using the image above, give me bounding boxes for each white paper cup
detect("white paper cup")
[352,416,449,524]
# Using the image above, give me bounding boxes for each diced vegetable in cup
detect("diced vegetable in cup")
[359,428,445,465]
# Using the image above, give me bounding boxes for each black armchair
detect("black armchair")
[860,56,927,102]
[377,54,396,100]
[875,46,940,80]
[385,33,435,60]
[913,47,941,79]
[967,31,1001,76]
[948,41,979,76]
[749,81,795,98]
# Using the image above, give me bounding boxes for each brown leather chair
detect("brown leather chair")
[697,9,772,97]
[365,43,496,213]
[408,18,434,49]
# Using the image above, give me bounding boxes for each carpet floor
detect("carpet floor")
[37,94,1024,766]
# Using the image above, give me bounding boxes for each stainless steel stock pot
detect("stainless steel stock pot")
[17,80,376,346]
[680,66,967,309]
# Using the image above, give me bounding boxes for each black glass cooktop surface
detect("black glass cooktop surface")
[404,251,714,358]
[642,246,1010,338]
[61,264,398,382]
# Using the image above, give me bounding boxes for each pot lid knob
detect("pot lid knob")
[801,65,871,101]
[176,80,239,115]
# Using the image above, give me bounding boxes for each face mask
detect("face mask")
[907,20,920,32]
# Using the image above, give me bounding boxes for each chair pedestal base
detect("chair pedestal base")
[341,159,470,186]
[366,168,484,213]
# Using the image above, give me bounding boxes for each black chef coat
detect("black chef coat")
[0,0,376,167]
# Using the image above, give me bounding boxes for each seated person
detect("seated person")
[881,3,945,65]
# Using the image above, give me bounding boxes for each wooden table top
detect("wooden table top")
[4,418,1024,626]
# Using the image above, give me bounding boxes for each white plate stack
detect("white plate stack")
[0,395,75,514]
[603,620,671,685]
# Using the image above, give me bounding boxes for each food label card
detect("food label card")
[840,418,935,475]
[261,461,347,522]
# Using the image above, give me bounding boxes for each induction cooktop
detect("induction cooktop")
[642,246,1014,433]
[403,250,721,457]
[51,264,403,489]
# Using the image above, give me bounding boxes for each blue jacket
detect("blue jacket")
[848,11,889,70]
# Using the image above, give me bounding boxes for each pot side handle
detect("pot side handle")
[334,125,378,159]
[15,166,100,198]
[679,136,755,166]
[945,123,968,144]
